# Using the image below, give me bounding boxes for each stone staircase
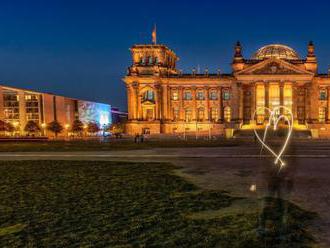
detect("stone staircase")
[234,129,312,139]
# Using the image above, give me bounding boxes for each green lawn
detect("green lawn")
[0,161,316,247]
[0,139,242,152]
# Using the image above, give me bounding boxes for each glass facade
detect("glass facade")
[3,90,20,124]
[25,93,40,123]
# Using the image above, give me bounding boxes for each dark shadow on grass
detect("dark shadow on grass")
[0,160,316,247]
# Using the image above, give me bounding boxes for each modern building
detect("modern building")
[0,84,115,137]
[124,41,330,137]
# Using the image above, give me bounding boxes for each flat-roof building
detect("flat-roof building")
[0,85,116,137]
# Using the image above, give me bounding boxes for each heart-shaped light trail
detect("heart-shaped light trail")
[252,106,293,170]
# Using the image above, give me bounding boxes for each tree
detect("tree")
[110,123,124,138]
[0,121,14,133]
[24,120,41,135]
[87,122,100,135]
[47,120,63,137]
[71,119,84,135]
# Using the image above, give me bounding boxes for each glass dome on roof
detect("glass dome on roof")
[252,44,299,60]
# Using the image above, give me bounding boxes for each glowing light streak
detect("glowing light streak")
[253,106,293,170]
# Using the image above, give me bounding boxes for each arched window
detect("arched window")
[143,90,155,102]
[224,107,231,123]
[197,108,204,121]
[185,108,192,122]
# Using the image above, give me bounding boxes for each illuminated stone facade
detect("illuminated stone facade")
[124,42,330,137]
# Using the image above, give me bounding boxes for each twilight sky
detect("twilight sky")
[0,0,330,110]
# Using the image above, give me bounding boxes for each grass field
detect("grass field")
[0,161,316,247]
[0,139,242,152]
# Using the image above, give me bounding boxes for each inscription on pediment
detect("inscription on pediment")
[251,62,300,75]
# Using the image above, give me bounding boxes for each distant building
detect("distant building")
[124,41,330,137]
[111,107,128,124]
[0,84,117,137]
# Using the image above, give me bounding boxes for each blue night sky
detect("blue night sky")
[0,0,330,111]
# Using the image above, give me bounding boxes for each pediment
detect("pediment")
[235,58,313,76]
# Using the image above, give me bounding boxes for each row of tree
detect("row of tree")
[0,119,123,137]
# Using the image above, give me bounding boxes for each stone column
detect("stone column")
[230,82,240,123]
[162,85,168,121]
[292,85,298,120]
[265,82,269,120]
[127,85,133,120]
[205,87,210,121]
[265,82,269,108]
[280,81,284,114]
[219,87,224,122]
[327,87,330,122]
[250,84,256,122]
[179,87,184,120]
[137,91,142,120]
[305,84,311,122]
[155,85,161,120]
[192,87,197,121]
[0,87,4,120]
[18,90,26,133]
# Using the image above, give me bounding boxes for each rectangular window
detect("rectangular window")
[184,91,192,100]
[223,91,230,100]
[210,108,218,121]
[209,91,218,100]
[319,107,326,123]
[320,90,327,101]
[196,91,205,100]
[172,91,179,101]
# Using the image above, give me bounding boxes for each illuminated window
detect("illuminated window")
[173,107,179,120]
[146,109,154,120]
[284,84,292,114]
[209,91,218,100]
[184,91,192,100]
[148,56,153,65]
[185,108,192,122]
[197,108,204,121]
[196,91,205,100]
[172,91,179,100]
[155,57,159,64]
[143,90,155,102]
[256,85,265,124]
[320,90,327,100]
[210,108,218,121]
[141,56,146,64]
[223,90,230,100]
[224,107,231,123]
[319,107,326,123]
[269,84,280,110]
